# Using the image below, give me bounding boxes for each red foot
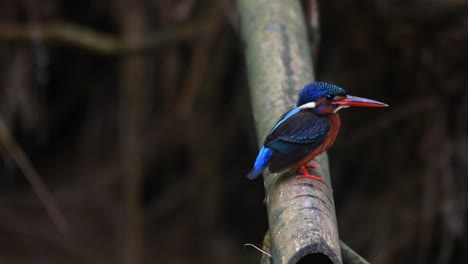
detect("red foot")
[304,163,318,169]
[296,165,323,182]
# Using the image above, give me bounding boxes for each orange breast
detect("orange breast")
[291,114,341,168]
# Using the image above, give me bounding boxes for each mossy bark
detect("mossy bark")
[238,0,342,263]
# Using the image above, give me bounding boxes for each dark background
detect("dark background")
[0,0,467,263]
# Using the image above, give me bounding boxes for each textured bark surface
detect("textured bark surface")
[237,0,341,263]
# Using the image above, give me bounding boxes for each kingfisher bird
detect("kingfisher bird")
[246,82,388,182]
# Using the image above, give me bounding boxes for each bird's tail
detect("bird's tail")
[246,147,273,179]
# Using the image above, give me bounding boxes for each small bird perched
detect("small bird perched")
[247,82,388,182]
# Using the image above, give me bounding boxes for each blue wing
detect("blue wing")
[246,108,301,179]
[265,110,330,172]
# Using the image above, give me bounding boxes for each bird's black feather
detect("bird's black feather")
[264,109,330,172]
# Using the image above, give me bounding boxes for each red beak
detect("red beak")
[332,95,388,107]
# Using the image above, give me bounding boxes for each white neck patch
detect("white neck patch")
[298,102,316,109]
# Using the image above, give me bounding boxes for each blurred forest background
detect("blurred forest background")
[0,0,467,263]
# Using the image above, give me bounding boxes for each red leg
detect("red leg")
[304,163,318,169]
[296,165,323,182]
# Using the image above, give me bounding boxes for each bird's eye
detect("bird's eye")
[326,94,334,101]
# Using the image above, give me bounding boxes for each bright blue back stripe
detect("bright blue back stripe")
[270,108,300,132]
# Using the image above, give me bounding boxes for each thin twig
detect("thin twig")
[244,243,272,258]
[0,118,68,234]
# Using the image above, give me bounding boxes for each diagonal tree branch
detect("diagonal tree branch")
[116,0,151,263]
[0,22,201,54]
[259,232,370,264]
[237,0,342,263]
[340,241,370,264]
[0,118,68,234]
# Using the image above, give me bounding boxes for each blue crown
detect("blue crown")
[296,82,346,106]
